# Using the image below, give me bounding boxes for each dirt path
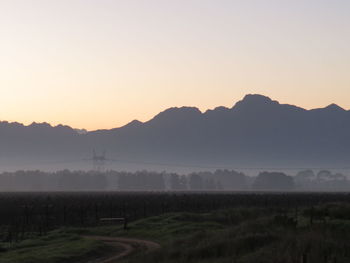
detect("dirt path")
[84,236,161,263]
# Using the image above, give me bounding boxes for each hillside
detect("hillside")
[1,94,350,170]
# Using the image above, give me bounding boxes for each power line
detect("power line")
[15,156,350,171]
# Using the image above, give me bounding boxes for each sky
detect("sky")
[0,0,349,130]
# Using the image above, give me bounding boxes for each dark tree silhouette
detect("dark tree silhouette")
[253,172,294,191]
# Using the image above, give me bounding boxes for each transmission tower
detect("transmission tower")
[92,149,106,172]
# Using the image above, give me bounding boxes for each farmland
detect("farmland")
[0,192,350,262]
[1,191,350,239]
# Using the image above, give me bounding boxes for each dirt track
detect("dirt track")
[84,236,161,263]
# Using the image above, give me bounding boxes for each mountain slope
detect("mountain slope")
[1,94,350,170]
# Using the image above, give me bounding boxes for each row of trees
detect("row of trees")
[0,169,348,191]
[0,170,246,191]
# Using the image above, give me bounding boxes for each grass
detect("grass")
[0,211,227,263]
[111,212,225,243]
[61,212,227,244]
[3,205,350,263]
[115,207,350,263]
[0,230,114,263]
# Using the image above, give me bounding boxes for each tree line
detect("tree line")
[0,169,348,191]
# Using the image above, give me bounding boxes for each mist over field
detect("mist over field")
[0,169,349,192]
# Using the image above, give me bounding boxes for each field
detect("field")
[0,192,350,262]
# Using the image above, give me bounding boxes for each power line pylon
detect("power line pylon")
[92,149,106,172]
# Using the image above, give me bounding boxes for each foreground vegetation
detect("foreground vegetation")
[1,193,350,262]
[119,204,350,263]
[0,230,113,263]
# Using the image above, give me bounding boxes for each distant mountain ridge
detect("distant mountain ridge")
[1,94,350,171]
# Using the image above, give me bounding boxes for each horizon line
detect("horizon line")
[1,94,348,132]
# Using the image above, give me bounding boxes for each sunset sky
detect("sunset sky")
[0,0,349,130]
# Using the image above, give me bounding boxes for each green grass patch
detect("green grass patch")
[60,212,227,244]
[0,231,113,263]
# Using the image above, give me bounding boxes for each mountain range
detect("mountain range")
[1,94,350,171]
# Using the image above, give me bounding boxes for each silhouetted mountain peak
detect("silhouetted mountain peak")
[124,120,143,128]
[151,107,202,123]
[204,106,230,115]
[0,121,24,128]
[1,94,350,169]
[325,103,345,112]
[29,122,52,129]
[233,94,278,110]
[129,119,143,125]
[164,106,201,114]
[28,122,75,133]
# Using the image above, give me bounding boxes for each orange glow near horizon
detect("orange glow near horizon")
[0,0,349,130]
